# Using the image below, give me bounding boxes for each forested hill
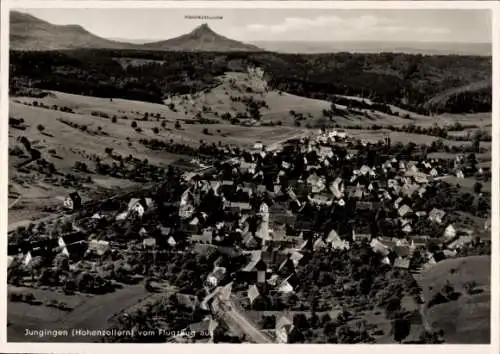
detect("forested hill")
[10,49,491,115]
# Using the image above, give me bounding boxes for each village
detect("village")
[7,128,491,344]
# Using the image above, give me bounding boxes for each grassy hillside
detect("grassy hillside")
[417,256,490,344]
[8,88,304,223]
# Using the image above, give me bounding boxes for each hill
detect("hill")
[417,256,490,344]
[10,11,134,51]
[424,80,491,115]
[10,12,261,53]
[9,49,492,115]
[143,23,262,52]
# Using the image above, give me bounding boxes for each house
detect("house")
[447,235,474,250]
[225,202,252,213]
[398,204,413,218]
[86,240,110,257]
[63,192,82,212]
[443,224,457,241]
[313,237,327,251]
[190,229,213,244]
[394,245,411,258]
[485,218,491,231]
[167,236,177,247]
[402,224,412,234]
[179,203,195,220]
[308,194,333,206]
[23,251,32,266]
[276,315,295,343]
[393,257,410,270]
[127,197,148,218]
[240,251,268,282]
[409,235,430,247]
[247,284,261,304]
[370,239,390,256]
[57,237,70,257]
[277,275,295,294]
[326,229,349,250]
[207,266,227,287]
[429,208,446,224]
[352,230,371,242]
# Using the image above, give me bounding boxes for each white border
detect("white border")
[0,1,498,354]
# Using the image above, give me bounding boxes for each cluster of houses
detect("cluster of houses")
[7,128,488,343]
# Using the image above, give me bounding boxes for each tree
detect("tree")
[474,182,483,195]
[131,121,138,128]
[153,127,160,134]
[112,116,118,123]
[385,296,402,319]
[175,121,182,129]
[392,316,411,343]
[472,132,481,153]
[37,124,45,133]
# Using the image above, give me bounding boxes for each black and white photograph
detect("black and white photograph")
[5,2,493,346]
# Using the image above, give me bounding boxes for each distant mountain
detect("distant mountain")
[142,23,262,52]
[10,11,135,51]
[10,12,262,52]
[251,40,492,56]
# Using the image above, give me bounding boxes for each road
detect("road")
[266,131,309,152]
[218,297,273,343]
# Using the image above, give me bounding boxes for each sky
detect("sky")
[16,8,491,43]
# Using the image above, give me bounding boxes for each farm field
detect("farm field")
[8,283,153,342]
[417,256,491,344]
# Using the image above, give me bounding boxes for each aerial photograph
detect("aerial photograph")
[6,6,492,344]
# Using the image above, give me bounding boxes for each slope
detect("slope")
[417,255,490,344]
[143,24,262,52]
[10,11,135,51]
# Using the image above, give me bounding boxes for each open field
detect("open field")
[417,256,490,344]
[8,283,153,342]
[344,129,491,149]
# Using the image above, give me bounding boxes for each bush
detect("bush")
[112,116,117,123]
[202,128,209,135]
[23,292,36,303]
[105,147,114,155]
[37,124,45,132]
[175,121,182,129]
[153,127,160,134]
[131,121,138,128]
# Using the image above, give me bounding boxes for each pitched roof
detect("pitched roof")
[87,240,110,255]
[247,284,260,303]
[276,315,294,331]
[393,257,410,269]
[398,204,413,217]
